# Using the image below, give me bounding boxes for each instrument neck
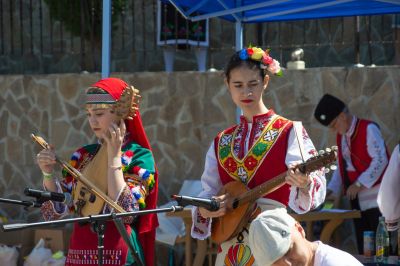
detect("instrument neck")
[233,173,287,208]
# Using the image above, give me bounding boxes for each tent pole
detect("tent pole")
[353,16,364,67]
[235,21,243,123]
[101,0,111,78]
[235,21,243,51]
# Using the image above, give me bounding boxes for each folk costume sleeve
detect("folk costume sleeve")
[191,142,222,240]
[286,124,326,213]
[105,141,156,224]
[377,144,400,231]
[357,123,389,188]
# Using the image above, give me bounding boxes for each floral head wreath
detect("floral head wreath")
[239,46,283,76]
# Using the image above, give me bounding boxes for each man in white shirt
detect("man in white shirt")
[378,143,400,231]
[314,94,389,254]
[248,208,363,266]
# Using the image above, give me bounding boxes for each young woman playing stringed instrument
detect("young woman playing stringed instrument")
[36,78,158,266]
[191,47,327,265]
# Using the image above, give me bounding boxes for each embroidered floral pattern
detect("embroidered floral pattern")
[217,116,289,184]
[220,135,233,146]
[193,226,205,235]
[263,129,279,142]
[253,142,268,157]
[273,118,285,129]
[237,167,248,182]
[233,126,244,156]
[244,156,257,171]
[66,249,122,265]
[219,146,231,160]
[224,157,238,173]
[224,243,255,266]
[192,210,209,236]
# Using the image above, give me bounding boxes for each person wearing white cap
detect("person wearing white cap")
[378,143,400,231]
[248,208,363,266]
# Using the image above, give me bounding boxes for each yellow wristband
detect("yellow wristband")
[42,171,53,180]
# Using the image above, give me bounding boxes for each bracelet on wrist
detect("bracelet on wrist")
[109,165,122,170]
[42,171,53,180]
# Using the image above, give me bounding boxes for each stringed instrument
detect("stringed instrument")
[32,85,141,216]
[211,146,338,244]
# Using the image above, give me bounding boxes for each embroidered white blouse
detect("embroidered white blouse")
[191,120,326,240]
[327,116,388,211]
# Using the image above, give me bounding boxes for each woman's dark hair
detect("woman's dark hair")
[224,51,266,82]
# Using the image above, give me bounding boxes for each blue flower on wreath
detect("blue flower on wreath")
[239,49,249,60]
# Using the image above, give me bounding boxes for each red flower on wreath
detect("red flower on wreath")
[244,156,258,171]
[224,157,238,173]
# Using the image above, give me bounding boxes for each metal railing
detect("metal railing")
[0,0,398,74]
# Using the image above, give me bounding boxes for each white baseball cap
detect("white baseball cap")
[248,208,295,265]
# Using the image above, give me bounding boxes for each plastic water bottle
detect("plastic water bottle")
[375,216,389,263]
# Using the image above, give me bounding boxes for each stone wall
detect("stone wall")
[1,67,399,223]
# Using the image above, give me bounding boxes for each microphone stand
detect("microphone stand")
[1,205,184,266]
[0,197,42,209]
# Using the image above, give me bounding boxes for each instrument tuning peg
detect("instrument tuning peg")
[318,150,325,155]
[324,168,330,174]
[331,146,338,151]
[131,86,140,93]
[325,147,331,153]
[330,165,337,171]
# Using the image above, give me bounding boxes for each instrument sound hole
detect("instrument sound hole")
[232,200,239,209]
[89,194,96,203]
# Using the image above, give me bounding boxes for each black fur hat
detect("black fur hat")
[314,94,345,126]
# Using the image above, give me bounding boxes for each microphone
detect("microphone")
[171,195,220,211]
[24,188,71,204]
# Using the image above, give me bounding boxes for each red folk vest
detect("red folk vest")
[337,119,386,190]
[214,112,293,206]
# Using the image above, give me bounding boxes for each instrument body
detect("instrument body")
[211,147,337,244]
[74,144,110,216]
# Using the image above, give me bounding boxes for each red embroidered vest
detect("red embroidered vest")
[214,111,293,206]
[337,119,387,189]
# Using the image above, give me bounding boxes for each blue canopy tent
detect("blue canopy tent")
[166,0,400,50]
[167,0,400,22]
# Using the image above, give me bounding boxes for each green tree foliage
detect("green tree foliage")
[44,0,126,41]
